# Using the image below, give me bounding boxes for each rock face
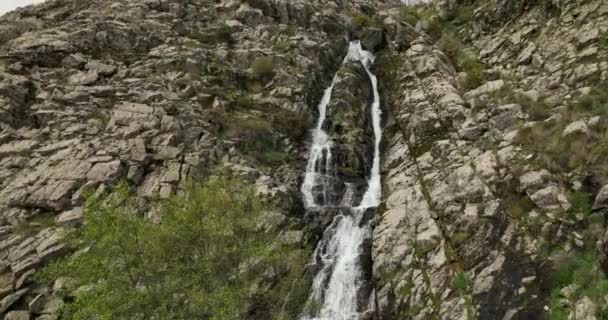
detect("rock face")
[2,0,608,319]
[0,0,388,317]
[369,0,608,319]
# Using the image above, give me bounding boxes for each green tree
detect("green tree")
[39,177,311,320]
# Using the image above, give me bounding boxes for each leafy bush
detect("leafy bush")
[349,10,371,29]
[453,272,469,291]
[38,178,311,320]
[458,52,485,91]
[574,83,608,117]
[569,192,592,217]
[215,23,235,45]
[550,250,608,318]
[252,57,275,79]
[235,94,254,109]
[270,109,310,142]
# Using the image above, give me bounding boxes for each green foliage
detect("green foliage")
[38,178,311,320]
[190,24,235,46]
[348,10,372,29]
[574,83,608,117]
[215,23,235,45]
[458,52,485,91]
[550,250,608,318]
[436,32,485,91]
[13,212,57,236]
[226,118,290,165]
[235,94,254,109]
[270,109,310,142]
[399,5,435,26]
[376,50,401,94]
[568,192,592,217]
[453,272,468,291]
[452,232,470,245]
[444,4,475,26]
[252,57,275,79]
[516,96,608,176]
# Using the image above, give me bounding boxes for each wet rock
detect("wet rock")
[360,27,384,52]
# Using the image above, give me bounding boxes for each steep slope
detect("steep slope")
[371,0,608,319]
[0,0,392,318]
[2,0,608,319]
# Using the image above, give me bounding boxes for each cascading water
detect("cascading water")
[300,40,382,320]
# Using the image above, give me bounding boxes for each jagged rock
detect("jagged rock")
[530,185,562,211]
[464,80,505,99]
[520,169,552,192]
[573,296,597,320]
[55,207,83,226]
[593,184,608,210]
[0,273,14,299]
[85,61,116,76]
[86,160,123,182]
[562,119,590,137]
[0,140,39,157]
[28,293,47,314]
[3,311,30,320]
[279,230,304,245]
[360,27,384,52]
[0,289,28,314]
[68,70,99,86]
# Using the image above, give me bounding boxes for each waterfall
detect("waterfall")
[300,40,382,320]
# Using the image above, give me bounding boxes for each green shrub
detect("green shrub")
[38,178,311,319]
[437,33,463,63]
[215,23,235,45]
[401,6,423,25]
[569,192,592,217]
[445,4,475,26]
[252,56,275,79]
[349,10,371,29]
[458,52,485,91]
[574,83,608,117]
[235,94,254,109]
[453,272,469,291]
[271,109,310,142]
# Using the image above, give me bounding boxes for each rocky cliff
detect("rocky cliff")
[1,0,608,319]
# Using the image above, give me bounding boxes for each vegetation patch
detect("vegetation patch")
[38,178,311,320]
[252,56,275,80]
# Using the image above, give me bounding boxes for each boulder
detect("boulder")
[562,119,589,137]
[592,184,608,210]
[86,160,123,182]
[4,311,30,320]
[360,27,384,52]
[0,288,28,314]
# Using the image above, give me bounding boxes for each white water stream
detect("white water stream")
[301,40,382,320]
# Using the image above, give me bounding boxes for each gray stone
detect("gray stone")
[86,160,123,182]
[85,60,116,76]
[0,288,28,314]
[68,70,99,86]
[562,120,589,137]
[4,311,30,320]
[520,170,552,192]
[56,207,83,226]
[593,184,608,210]
[360,27,384,53]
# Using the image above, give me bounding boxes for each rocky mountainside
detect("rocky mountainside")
[1,0,608,319]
